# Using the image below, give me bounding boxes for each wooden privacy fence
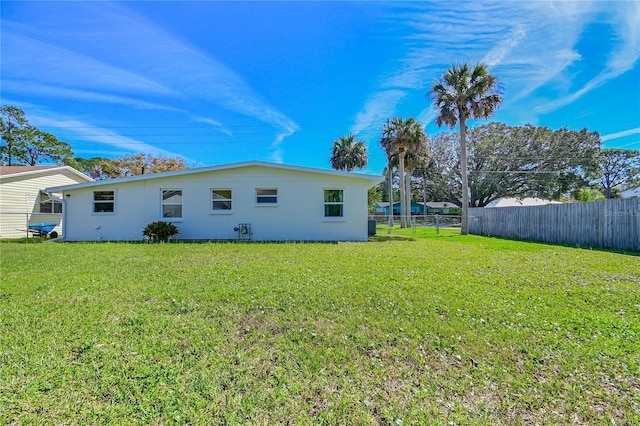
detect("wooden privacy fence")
[469,198,640,252]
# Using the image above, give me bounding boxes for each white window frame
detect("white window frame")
[323,188,344,220]
[93,190,115,214]
[161,189,183,221]
[211,188,233,214]
[256,188,278,206]
[39,192,62,214]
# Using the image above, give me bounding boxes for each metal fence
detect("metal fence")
[468,198,640,252]
[0,212,31,239]
[0,212,62,239]
[369,214,462,233]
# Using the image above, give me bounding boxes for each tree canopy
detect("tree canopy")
[70,154,188,179]
[329,135,368,172]
[109,153,188,177]
[1,105,74,166]
[597,148,640,198]
[418,123,602,207]
[66,157,115,180]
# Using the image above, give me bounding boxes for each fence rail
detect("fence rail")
[0,212,62,239]
[0,212,30,239]
[369,214,461,227]
[469,198,640,252]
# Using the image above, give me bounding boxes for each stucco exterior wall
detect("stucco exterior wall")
[62,165,374,242]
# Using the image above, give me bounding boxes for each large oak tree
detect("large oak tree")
[598,148,640,198]
[419,123,602,207]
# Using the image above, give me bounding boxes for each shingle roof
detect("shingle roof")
[0,165,93,182]
[0,166,60,176]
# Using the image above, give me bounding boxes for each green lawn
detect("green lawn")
[1,228,638,425]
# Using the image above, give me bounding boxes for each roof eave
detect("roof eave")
[45,160,383,193]
[0,166,93,182]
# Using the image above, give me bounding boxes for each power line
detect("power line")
[469,170,565,174]
[35,119,391,131]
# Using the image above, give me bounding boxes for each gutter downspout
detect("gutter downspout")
[45,190,66,242]
[59,193,67,241]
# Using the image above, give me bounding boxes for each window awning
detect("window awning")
[40,190,63,202]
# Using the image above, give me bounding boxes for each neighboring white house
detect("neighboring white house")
[486,197,563,208]
[0,166,93,238]
[45,161,384,242]
[620,185,640,198]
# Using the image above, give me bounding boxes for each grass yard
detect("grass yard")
[1,227,639,425]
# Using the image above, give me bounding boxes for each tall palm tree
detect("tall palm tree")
[403,149,430,222]
[330,134,368,172]
[380,117,428,228]
[429,63,502,234]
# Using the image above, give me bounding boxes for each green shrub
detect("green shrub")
[143,221,179,242]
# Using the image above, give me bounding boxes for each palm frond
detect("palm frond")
[330,134,368,172]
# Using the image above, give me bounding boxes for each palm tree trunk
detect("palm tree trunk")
[459,118,469,235]
[388,160,393,232]
[422,174,427,221]
[399,151,406,228]
[405,168,411,228]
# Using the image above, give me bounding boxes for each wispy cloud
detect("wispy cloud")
[269,124,299,164]
[2,30,180,97]
[351,2,543,137]
[30,115,194,163]
[610,140,640,149]
[352,1,637,136]
[350,90,407,138]
[192,116,233,138]
[2,2,299,161]
[417,107,438,131]
[482,24,528,68]
[3,80,184,112]
[601,127,640,142]
[536,2,640,113]
[85,2,300,159]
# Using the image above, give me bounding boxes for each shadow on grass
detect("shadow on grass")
[478,235,640,256]
[0,237,48,244]
[10,239,343,245]
[368,234,416,242]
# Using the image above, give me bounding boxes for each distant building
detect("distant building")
[0,166,93,238]
[485,197,562,208]
[620,185,640,199]
[375,201,458,215]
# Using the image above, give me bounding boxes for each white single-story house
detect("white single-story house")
[485,197,563,208]
[0,166,93,238]
[620,185,640,199]
[45,161,384,242]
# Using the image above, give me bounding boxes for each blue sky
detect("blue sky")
[2,1,639,174]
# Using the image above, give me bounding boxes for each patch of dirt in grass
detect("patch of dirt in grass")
[368,235,416,242]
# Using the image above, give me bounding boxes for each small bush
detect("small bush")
[143,221,179,242]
